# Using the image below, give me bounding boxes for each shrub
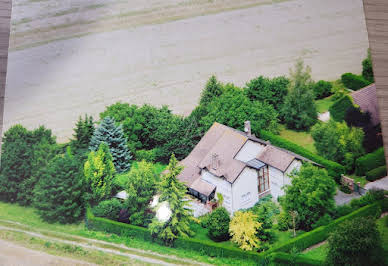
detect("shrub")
[198,213,211,228]
[311,213,332,229]
[339,184,352,194]
[362,48,374,82]
[91,198,123,220]
[329,95,355,122]
[259,130,345,181]
[366,165,387,182]
[313,80,333,99]
[134,149,158,162]
[229,211,261,251]
[326,217,384,266]
[276,211,291,231]
[355,147,386,176]
[207,207,231,242]
[341,73,371,91]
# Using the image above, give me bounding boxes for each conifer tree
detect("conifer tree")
[199,75,224,105]
[149,154,193,245]
[33,148,84,224]
[89,116,131,173]
[84,142,116,204]
[71,114,94,152]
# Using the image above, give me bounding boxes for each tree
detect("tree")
[250,200,279,242]
[0,125,57,205]
[148,154,193,245]
[199,84,279,134]
[207,207,230,241]
[311,120,365,172]
[362,48,374,82]
[199,75,224,105]
[125,161,159,226]
[33,148,84,224]
[71,114,94,153]
[326,217,384,266]
[313,80,332,99]
[89,116,131,173]
[280,59,317,130]
[344,106,371,128]
[280,163,336,231]
[244,75,289,110]
[84,142,116,204]
[229,211,262,251]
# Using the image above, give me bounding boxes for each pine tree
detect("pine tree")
[89,116,131,173]
[281,59,318,130]
[149,154,193,245]
[33,148,84,224]
[71,114,95,152]
[199,75,224,105]
[84,142,116,205]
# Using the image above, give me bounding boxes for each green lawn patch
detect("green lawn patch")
[278,125,317,154]
[315,95,335,113]
[303,243,328,261]
[377,216,388,266]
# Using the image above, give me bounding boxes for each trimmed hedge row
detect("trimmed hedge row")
[258,130,345,181]
[341,73,371,91]
[366,165,387,182]
[329,95,354,121]
[269,252,323,266]
[268,199,385,254]
[355,147,386,176]
[85,208,268,263]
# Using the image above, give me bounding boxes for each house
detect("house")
[350,83,380,127]
[177,121,319,214]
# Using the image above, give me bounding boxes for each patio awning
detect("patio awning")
[190,178,216,197]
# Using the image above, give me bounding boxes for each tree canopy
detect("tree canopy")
[229,211,262,251]
[199,75,224,105]
[280,163,336,231]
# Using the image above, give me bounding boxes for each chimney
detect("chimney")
[244,121,252,137]
[211,153,219,170]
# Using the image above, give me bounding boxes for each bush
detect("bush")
[134,149,158,162]
[341,73,371,91]
[366,165,387,182]
[91,198,123,220]
[362,48,374,82]
[339,184,352,194]
[313,80,333,99]
[329,95,355,122]
[277,211,291,231]
[326,217,384,266]
[259,130,345,181]
[198,213,211,228]
[355,147,386,176]
[311,213,332,229]
[207,207,230,242]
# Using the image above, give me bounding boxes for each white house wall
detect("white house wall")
[284,159,302,186]
[201,170,233,214]
[231,167,259,213]
[234,140,266,163]
[269,166,285,200]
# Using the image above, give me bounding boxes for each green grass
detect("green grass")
[0,202,257,265]
[315,95,335,113]
[377,216,388,265]
[278,125,317,154]
[303,243,328,261]
[189,222,236,248]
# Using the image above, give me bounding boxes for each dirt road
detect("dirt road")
[4,0,369,142]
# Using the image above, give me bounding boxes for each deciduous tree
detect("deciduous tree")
[229,211,262,251]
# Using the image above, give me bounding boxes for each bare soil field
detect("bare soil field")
[4,0,369,142]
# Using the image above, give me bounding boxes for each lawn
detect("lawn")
[377,215,388,266]
[315,95,335,113]
[278,125,317,154]
[303,242,328,261]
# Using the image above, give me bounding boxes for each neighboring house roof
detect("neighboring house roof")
[177,122,319,193]
[350,83,380,126]
[256,145,295,172]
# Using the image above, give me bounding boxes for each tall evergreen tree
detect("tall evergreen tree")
[0,125,57,205]
[84,142,116,205]
[199,75,224,105]
[71,114,94,153]
[33,148,84,224]
[149,154,193,245]
[280,59,318,130]
[89,116,131,173]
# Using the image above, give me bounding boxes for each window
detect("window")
[258,165,269,193]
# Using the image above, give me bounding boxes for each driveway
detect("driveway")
[365,176,388,191]
[334,189,362,206]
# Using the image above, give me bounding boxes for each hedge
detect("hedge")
[328,95,354,121]
[258,130,345,181]
[366,165,387,182]
[269,252,323,266]
[341,73,371,91]
[355,147,386,176]
[267,199,386,254]
[85,208,268,263]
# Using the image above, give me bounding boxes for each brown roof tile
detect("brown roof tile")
[256,145,295,172]
[351,83,380,126]
[190,179,216,196]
